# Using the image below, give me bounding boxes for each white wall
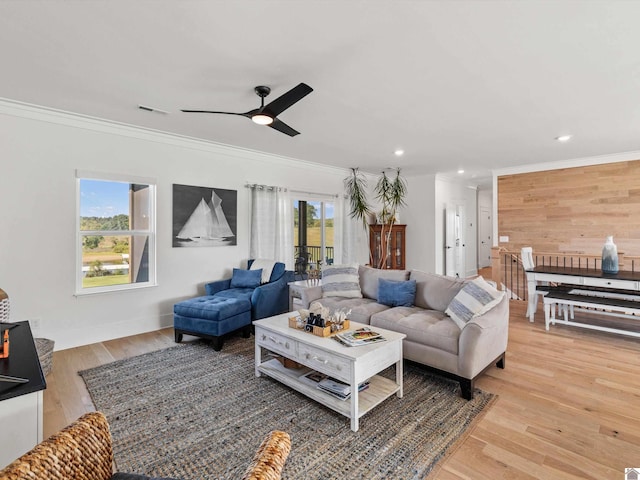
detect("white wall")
[0,101,354,350]
[402,174,437,273]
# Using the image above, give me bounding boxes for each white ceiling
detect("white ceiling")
[2,1,640,185]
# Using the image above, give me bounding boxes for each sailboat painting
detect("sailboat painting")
[172,184,237,247]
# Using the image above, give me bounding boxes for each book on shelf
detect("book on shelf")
[299,370,369,401]
[333,327,387,347]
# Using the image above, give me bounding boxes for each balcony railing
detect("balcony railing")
[490,247,640,302]
[294,245,334,268]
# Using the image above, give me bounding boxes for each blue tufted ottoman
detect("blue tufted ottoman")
[173,296,252,351]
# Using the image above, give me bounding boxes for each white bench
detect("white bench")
[543,291,640,338]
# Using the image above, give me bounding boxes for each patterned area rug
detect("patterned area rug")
[80,337,496,480]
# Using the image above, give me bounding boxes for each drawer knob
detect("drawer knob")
[607,281,612,285]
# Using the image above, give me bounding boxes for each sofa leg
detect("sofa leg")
[241,325,252,338]
[211,336,224,351]
[496,354,505,369]
[460,379,474,400]
[174,331,183,343]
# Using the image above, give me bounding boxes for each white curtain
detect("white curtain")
[249,186,293,269]
[334,195,367,265]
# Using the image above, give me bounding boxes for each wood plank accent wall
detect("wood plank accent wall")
[497,160,640,266]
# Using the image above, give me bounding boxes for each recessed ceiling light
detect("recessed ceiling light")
[457,169,465,174]
[555,135,572,142]
[394,149,404,156]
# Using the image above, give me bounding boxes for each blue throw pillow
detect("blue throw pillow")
[230,268,262,288]
[378,278,416,307]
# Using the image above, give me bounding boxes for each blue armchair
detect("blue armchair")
[174,260,294,350]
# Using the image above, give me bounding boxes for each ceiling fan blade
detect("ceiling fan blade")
[269,118,300,137]
[262,83,313,117]
[181,110,249,118]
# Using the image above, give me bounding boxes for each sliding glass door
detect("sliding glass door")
[293,199,334,275]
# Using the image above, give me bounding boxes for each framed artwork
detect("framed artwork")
[172,184,237,247]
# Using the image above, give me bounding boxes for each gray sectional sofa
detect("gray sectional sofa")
[301,265,509,399]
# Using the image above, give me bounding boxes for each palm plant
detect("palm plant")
[344,168,374,264]
[344,167,372,229]
[345,167,407,268]
[375,168,407,268]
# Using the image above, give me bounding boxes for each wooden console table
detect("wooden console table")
[0,321,46,468]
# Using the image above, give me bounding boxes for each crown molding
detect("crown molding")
[493,150,640,177]
[0,97,350,176]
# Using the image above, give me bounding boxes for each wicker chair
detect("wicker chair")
[0,411,291,480]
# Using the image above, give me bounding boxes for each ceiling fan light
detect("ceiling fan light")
[252,113,274,125]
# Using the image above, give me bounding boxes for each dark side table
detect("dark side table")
[0,321,46,468]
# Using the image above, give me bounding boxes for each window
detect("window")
[76,171,156,294]
[293,198,334,275]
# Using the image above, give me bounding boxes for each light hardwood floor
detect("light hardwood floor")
[43,302,640,479]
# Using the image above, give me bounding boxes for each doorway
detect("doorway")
[445,204,465,277]
[478,206,492,268]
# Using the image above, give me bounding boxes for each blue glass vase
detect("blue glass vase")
[601,236,619,274]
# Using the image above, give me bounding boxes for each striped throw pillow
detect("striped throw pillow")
[321,263,363,298]
[445,276,504,329]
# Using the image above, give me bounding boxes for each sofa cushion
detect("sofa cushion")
[247,260,285,283]
[321,263,362,298]
[370,307,460,355]
[378,278,416,307]
[213,288,254,302]
[410,270,466,312]
[359,265,410,300]
[445,276,504,329]
[173,296,252,320]
[310,297,389,325]
[230,268,262,288]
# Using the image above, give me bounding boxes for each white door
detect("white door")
[445,206,455,276]
[478,207,492,268]
[445,205,465,277]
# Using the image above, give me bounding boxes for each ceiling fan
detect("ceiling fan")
[181,83,313,137]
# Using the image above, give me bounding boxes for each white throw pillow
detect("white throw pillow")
[445,276,504,329]
[249,259,276,284]
[321,263,363,298]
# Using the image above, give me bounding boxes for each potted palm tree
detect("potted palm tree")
[344,167,407,268]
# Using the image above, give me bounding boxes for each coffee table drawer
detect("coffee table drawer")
[256,329,297,358]
[299,343,350,380]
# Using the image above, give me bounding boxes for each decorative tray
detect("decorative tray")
[288,316,350,337]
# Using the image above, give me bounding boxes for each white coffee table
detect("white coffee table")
[254,312,405,431]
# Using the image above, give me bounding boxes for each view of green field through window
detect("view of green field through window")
[79,179,150,289]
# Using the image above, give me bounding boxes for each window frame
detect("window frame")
[75,170,157,296]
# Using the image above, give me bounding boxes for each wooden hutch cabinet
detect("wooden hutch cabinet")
[369,224,406,269]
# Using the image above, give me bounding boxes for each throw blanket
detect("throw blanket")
[250,259,276,284]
